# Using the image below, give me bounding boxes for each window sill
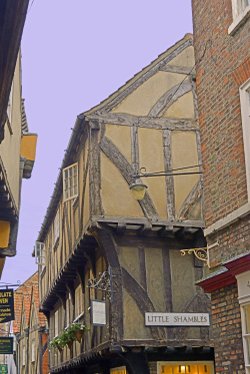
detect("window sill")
[228,5,250,35]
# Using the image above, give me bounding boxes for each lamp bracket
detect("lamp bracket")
[180,247,208,264]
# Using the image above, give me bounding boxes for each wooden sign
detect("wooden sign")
[0,337,13,354]
[0,289,14,323]
[145,312,210,326]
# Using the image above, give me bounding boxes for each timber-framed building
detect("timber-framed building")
[37,34,214,374]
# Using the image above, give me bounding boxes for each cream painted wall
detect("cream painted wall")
[168,45,195,68]
[112,72,185,116]
[101,153,144,218]
[0,52,22,209]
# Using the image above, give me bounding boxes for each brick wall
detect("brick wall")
[211,284,245,373]
[192,0,250,230]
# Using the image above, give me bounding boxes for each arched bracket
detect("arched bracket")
[180,247,208,264]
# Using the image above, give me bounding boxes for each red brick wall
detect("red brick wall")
[211,284,245,373]
[192,0,250,229]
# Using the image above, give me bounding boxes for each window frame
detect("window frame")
[229,0,250,34]
[62,162,79,202]
[31,339,36,362]
[239,78,250,201]
[236,271,250,374]
[54,310,59,337]
[53,209,60,247]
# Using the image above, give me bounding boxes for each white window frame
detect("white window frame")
[22,345,26,366]
[240,78,250,201]
[31,339,35,362]
[53,209,60,247]
[229,0,250,34]
[63,162,78,202]
[35,241,46,271]
[236,271,250,374]
[54,310,59,337]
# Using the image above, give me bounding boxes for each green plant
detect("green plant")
[49,323,88,350]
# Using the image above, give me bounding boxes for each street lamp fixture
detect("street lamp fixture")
[130,164,202,201]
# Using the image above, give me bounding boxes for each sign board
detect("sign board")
[91,300,106,326]
[0,337,13,354]
[0,289,14,323]
[110,367,127,374]
[145,313,210,326]
[0,364,8,374]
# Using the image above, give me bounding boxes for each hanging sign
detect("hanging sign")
[110,367,127,374]
[0,289,14,323]
[145,312,210,326]
[0,289,15,323]
[0,337,13,354]
[0,364,8,373]
[91,300,106,326]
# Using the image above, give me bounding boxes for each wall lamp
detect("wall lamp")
[130,164,202,201]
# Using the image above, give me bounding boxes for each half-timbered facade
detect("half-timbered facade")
[38,34,213,374]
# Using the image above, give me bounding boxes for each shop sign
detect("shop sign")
[91,300,106,326]
[0,289,14,323]
[0,337,13,354]
[0,364,8,373]
[145,312,210,326]
[110,367,127,374]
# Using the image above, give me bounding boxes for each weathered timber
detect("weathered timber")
[131,123,139,174]
[122,267,165,340]
[159,64,195,75]
[162,247,174,340]
[80,149,90,231]
[89,125,103,217]
[100,136,158,220]
[65,202,73,256]
[138,246,147,291]
[87,112,198,131]
[149,79,192,117]
[163,129,175,220]
[177,179,202,220]
[92,228,123,341]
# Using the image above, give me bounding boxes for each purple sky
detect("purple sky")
[3,1,192,285]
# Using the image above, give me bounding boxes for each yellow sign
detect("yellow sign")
[110,367,127,374]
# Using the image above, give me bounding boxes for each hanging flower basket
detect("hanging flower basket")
[67,323,88,343]
[49,323,88,351]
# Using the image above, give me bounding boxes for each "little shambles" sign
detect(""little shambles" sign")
[145,312,210,326]
[0,289,15,323]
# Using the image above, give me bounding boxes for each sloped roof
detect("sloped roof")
[37,33,194,243]
[84,33,193,116]
[13,272,46,334]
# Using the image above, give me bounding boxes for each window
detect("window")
[31,339,35,362]
[236,271,250,374]
[22,345,26,366]
[34,241,46,271]
[63,163,78,202]
[53,209,60,246]
[240,79,250,201]
[157,362,214,374]
[75,284,84,320]
[229,0,250,33]
[54,310,59,337]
